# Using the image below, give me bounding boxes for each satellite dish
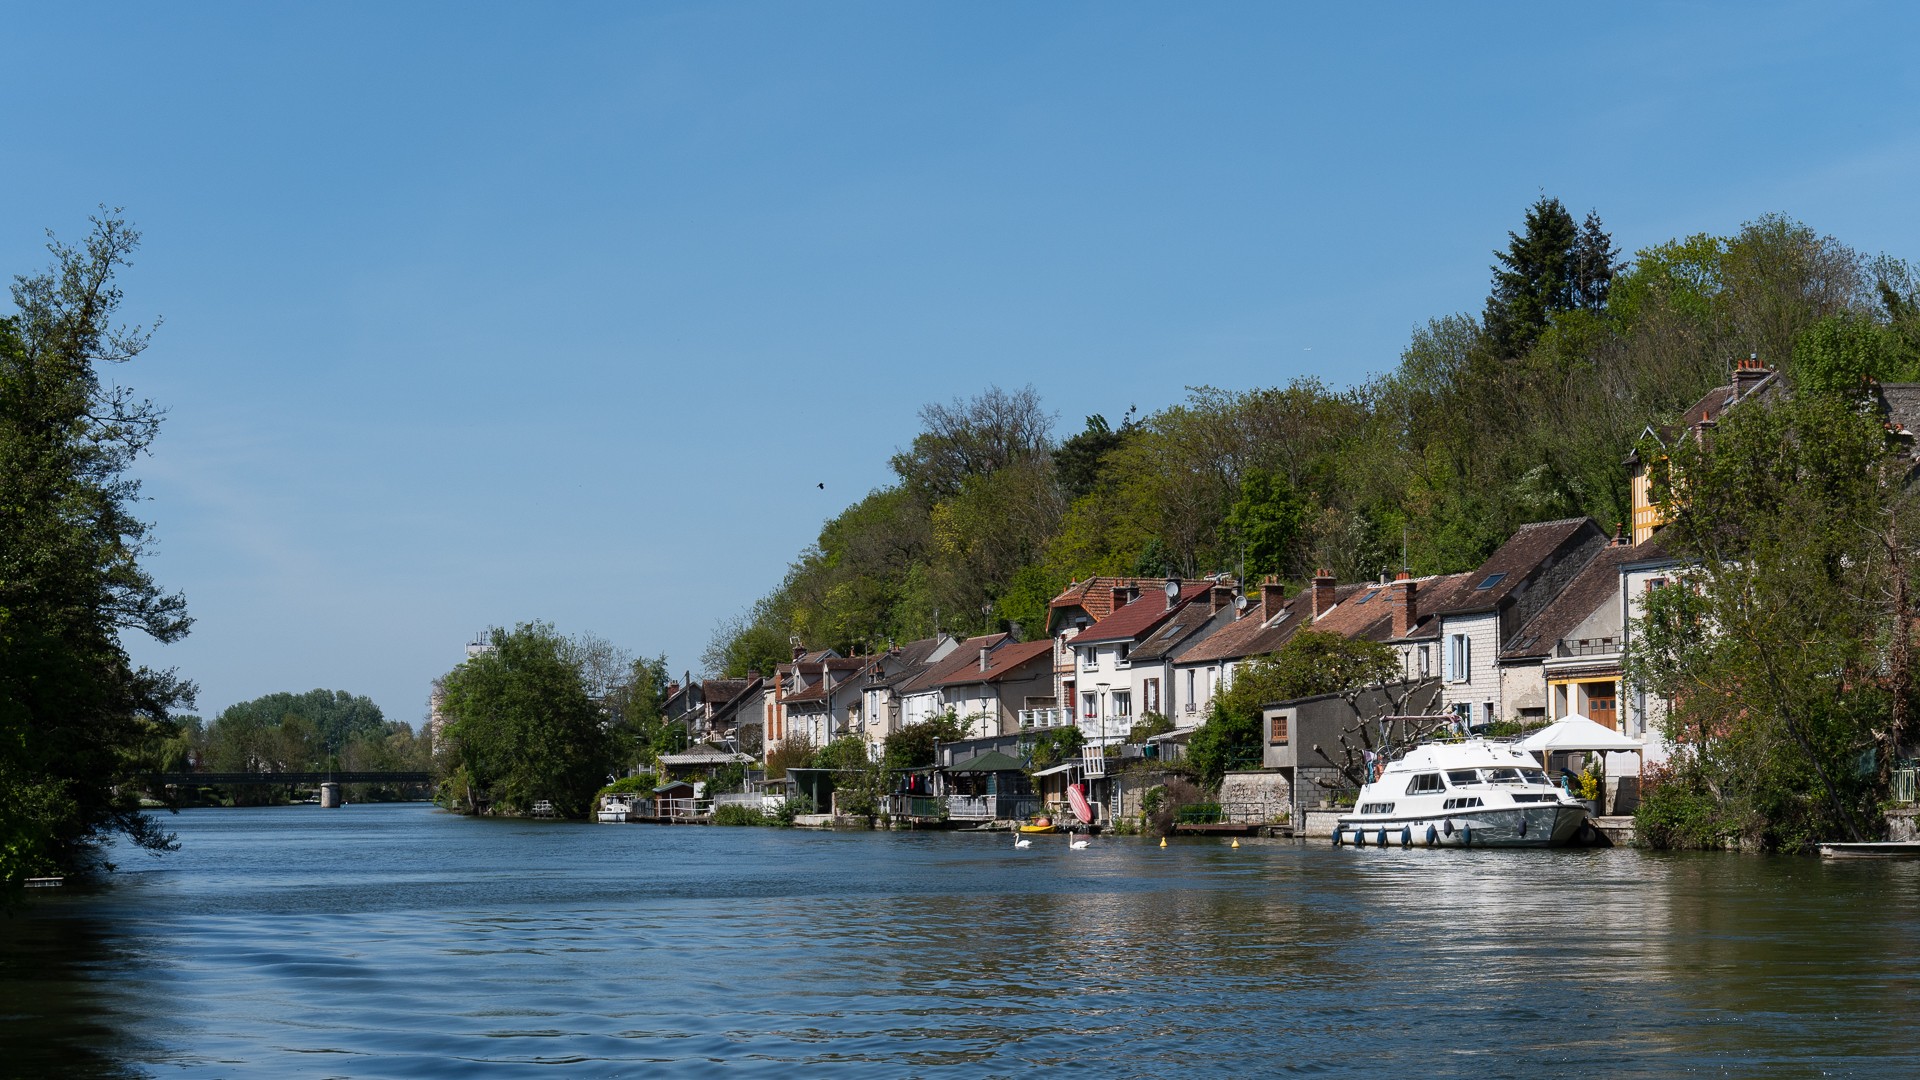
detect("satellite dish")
[1164,578,1181,600]
[1235,595,1249,612]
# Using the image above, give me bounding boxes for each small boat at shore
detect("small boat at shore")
[596,794,634,824]
[1335,739,1589,849]
[1818,841,1920,858]
[1018,822,1061,834]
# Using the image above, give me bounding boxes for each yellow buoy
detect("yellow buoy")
[1231,838,1240,848]
[1159,837,1167,848]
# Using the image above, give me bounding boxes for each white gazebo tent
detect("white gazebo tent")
[1518,714,1643,755]
[1519,714,1644,811]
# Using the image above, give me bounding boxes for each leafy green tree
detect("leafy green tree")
[437,622,614,818]
[1628,391,1913,849]
[810,735,886,819]
[204,690,386,767]
[1223,468,1307,580]
[1028,726,1085,771]
[881,711,967,771]
[1,213,192,884]
[1790,313,1918,396]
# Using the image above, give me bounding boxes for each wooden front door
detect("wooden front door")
[1584,681,1618,730]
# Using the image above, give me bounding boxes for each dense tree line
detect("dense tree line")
[709,201,1920,676]
[1,214,192,886]
[156,690,433,805]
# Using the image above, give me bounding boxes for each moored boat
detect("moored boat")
[596,794,634,823]
[1334,739,1588,849]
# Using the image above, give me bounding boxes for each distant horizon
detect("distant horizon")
[6,2,1916,724]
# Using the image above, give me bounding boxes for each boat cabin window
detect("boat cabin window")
[1482,768,1524,784]
[1446,770,1480,786]
[1519,768,1553,786]
[1405,773,1445,795]
[1359,802,1395,815]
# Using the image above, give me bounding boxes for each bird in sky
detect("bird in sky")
[817,482,825,489]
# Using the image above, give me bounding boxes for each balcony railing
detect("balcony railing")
[1556,637,1620,658]
[1019,707,1072,729]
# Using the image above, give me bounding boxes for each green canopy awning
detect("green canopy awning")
[946,750,1027,773]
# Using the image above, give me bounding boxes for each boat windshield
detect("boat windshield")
[1446,770,1479,786]
[1481,768,1525,784]
[1519,768,1554,786]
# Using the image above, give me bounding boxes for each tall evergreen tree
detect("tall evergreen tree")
[1484,196,1611,358]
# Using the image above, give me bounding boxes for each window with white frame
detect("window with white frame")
[1418,644,1431,676]
[1447,633,1470,683]
[1081,691,1097,719]
[1112,690,1132,719]
[1081,648,1097,671]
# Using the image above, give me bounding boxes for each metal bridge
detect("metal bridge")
[145,772,433,786]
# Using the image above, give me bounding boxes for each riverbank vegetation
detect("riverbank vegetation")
[1,214,193,887]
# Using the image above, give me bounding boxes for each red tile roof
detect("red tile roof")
[1175,595,1306,665]
[932,638,1054,686]
[899,634,1011,695]
[1070,583,1213,646]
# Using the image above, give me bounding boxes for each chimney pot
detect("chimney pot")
[979,647,990,673]
[1390,572,1417,639]
[1312,570,1337,618]
[1260,576,1287,617]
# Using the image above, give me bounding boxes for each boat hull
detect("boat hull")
[1334,804,1588,849]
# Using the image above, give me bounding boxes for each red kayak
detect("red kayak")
[1067,782,1094,825]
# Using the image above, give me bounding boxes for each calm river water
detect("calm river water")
[4,804,1920,1077]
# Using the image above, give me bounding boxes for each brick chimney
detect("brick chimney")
[1311,569,1338,618]
[1210,583,1236,613]
[791,642,806,661]
[1112,584,1133,611]
[1389,571,1416,639]
[667,680,681,698]
[1260,575,1287,617]
[1733,354,1771,398]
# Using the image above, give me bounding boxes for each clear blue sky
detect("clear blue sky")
[5,3,1917,726]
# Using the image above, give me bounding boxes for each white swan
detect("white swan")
[1014,835,1032,849]
[1069,837,1090,850]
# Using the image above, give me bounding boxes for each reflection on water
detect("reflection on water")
[4,806,1919,1077]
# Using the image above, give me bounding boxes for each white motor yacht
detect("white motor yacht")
[1333,739,1588,848]
[596,793,634,823]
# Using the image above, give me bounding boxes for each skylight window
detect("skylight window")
[1355,589,1377,605]
[1475,572,1507,591]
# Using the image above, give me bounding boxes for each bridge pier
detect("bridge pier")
[319,782,342,808]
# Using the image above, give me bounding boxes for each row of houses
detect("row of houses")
[647,358,1920,820]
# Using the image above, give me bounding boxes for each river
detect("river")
[3,803,1918,1077]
